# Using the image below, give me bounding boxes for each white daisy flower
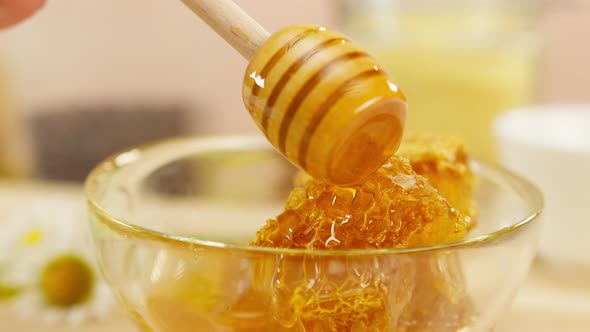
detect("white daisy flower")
[0,196,115,326]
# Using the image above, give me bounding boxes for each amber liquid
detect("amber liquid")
[146,251,470,332]
[142,136,476,331]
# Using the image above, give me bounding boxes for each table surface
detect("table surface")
[2,263,589,332]
[0,181,589,331]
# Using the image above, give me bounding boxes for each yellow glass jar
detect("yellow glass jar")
[336,0,542,161]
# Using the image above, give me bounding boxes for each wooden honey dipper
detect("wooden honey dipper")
[181,0,407,186]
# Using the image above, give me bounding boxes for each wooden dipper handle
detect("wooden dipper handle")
[180,0,270,60]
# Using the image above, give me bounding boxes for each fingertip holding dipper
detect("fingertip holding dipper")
[243,25,407,186]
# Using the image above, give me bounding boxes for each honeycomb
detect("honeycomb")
[248,151,473,330]
[146,135,477,331]
[252,155,469,249]
[398,133,478,227]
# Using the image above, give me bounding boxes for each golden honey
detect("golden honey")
[252,155,468,249]
[243,24,407,186]
[398,133,478,227]
[247,135,476,331]
[145,135,476,331]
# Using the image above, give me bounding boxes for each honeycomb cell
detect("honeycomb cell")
[252,155,469,250]
[398,133,478,227]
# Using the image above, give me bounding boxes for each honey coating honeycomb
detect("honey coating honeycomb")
[248,154,471,330]
[144,136,477,331]
[253,155,468,250]
[395,134,475,331]
[398,133,478,227]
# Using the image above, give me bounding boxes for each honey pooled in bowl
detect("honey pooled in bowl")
[248,134,476,331]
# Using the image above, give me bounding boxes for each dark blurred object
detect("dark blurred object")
[28,104,195,182]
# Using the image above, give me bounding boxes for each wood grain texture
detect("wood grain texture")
[180,0,269,59]
[242,24,407,186]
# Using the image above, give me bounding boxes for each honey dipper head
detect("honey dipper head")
[242,24,407,186]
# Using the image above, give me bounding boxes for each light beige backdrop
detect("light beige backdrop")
[0,0,588,135]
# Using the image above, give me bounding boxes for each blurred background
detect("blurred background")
[0,0,589,181]
[1,1,589,331]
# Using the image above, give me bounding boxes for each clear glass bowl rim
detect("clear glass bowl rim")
[85,135,543,256]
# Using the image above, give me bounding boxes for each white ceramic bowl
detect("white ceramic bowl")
[494,105,590,275]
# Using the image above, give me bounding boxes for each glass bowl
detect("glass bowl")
[85,135,543,332]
